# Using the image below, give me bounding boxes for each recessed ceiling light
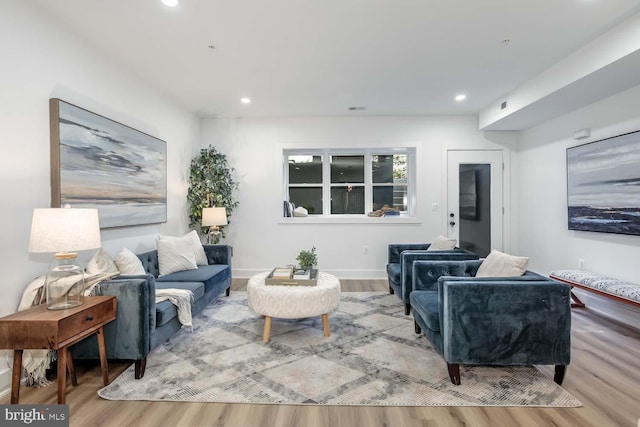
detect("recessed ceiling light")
[161,0,179,7]
[455,94,467,102]
[241,97,251,104]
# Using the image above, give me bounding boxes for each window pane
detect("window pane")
[373,185,407,211]
[331,155,364,183]
[331,186,364,214]
[373,154,407,183]
[289,187,322,214]
[288,155,322,184]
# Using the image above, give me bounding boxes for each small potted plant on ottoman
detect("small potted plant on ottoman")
[295,246,317,279]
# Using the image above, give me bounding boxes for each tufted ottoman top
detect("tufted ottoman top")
[247,271,341,319]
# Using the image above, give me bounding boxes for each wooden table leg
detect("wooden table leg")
[66,348,77,386]
[11,349,23,404]
[57,346,67,404]
[263,316,272,343]
[322,314,330,337]
[97,326,110,386]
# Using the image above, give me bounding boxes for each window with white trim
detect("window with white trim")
[284,148,415,217]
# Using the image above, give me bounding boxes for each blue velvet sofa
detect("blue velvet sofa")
[409,259,571,385]
[386,243,478,314]
[71,244,232,379]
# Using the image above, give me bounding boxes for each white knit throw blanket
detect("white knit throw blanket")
[15,272,117,386]
[155,288,194,330]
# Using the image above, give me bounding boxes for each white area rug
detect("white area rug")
[98,292,581,407]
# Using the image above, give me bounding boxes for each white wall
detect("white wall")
[517,83,640,328]
[202,116,516,278]
[0,1,199,391]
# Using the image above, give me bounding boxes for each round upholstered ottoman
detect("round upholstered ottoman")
[247,271,341,343]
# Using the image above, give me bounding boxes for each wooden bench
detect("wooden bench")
[549,269,640,309]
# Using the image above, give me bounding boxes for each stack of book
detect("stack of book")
[265,268,318,286]
[293,269,311,280]
[271,267,293,279]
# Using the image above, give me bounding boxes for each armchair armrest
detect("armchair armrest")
[387,243,431,264]
[439,279,571,365]
[204,244,232,266]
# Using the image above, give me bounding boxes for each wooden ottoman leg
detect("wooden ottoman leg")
[322,313,330,337]
[263,316,272,343]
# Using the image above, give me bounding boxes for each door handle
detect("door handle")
[449,221,456,226]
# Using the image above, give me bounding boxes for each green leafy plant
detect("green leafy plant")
[296,246,318,270]
[187,145,239,243]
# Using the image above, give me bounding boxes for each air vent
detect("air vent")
[348,106,366,111]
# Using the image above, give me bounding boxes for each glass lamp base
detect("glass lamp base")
[46,252,86,310]
[48,300,84,310]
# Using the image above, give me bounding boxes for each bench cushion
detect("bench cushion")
[550,269,640,304]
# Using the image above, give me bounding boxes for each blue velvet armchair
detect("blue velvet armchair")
[386,244,478,314]
[409,259,571,385]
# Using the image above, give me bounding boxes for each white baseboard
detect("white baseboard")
[233,269,387,280]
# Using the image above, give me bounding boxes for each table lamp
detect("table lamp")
[202,207,228,244]
[28,207,101,310]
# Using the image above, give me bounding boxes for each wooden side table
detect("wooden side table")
[0,295,116,404]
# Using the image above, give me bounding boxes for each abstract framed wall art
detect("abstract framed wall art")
[50,99,167,228]
[567,130,640,236]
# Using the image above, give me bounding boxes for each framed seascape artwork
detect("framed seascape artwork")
[567,130,640,236]
[50,99,167,228]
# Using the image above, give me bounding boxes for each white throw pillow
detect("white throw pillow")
[115,248,146,275]
[475,249,529,277]
[186,230,208,266]
[427,235,457,251]
[157,235,198,276]
[86,248,119,275]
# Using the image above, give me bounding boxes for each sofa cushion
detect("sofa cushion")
[410,290,440,332]
[155,300,177,327]
[156,264,231,294]
[157,235,198,276]
[476,250,529,278]
[87,248,119,275]
[115,248,146,275]
[186,230,208,266]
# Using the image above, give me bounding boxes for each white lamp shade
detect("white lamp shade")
[202,207,228,227]
[28,208,102,253]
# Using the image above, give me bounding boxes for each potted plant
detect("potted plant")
[296,246,318,272]
[187,145,239,243]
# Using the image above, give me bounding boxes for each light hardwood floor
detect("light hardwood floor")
[3,279,639,427]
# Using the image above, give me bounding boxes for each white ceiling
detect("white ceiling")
[32,0,640,120]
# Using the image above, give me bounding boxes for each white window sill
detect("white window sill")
[278,215,421,224]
